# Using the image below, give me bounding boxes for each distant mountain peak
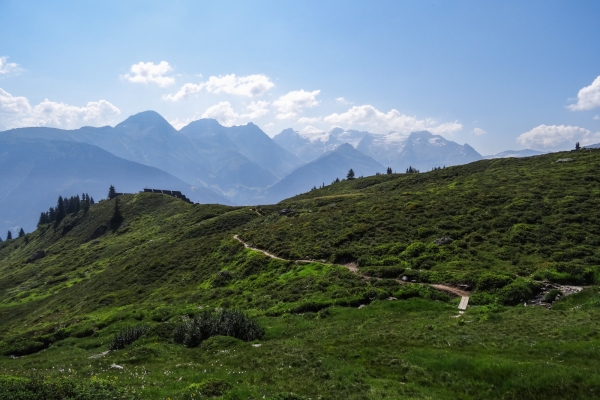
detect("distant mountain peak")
[334,142,356,154]
[115,110,174,131]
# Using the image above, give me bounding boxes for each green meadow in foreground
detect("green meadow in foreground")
[1,149,600,399]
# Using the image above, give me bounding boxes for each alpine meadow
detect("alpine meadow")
[2,1,600,399]
[2,148,600,399]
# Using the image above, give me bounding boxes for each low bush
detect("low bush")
[497,278,540,306]
[173,309,264,348]
[361,266,405,279]
[476,273,514,293]
[109,325,147,350]
[544,289,562,302]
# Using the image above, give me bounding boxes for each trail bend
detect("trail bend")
[233,235,470,298]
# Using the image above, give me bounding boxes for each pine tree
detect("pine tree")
[56,196,66,224]
[108,185,117,200]
[48,207,56,223]
[90,197,95,205]
[18,228,25,237]
[335,177,340,183]
[346,169,355,180]
[386,167,392,174]
[575,142,581,150]
[110,197,123,229]
[82,199,90,213]
[6,231,12,240]
[38,212,47,227]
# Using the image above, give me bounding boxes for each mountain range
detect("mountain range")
[0,136,229,234]
[0,110,537,235]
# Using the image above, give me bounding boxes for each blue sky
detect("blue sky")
[1,0,599,154]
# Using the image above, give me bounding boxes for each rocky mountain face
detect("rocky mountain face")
[273,128,371,163]
[257,143,384,204]
[0,137,229,235]
[275,128,483,173]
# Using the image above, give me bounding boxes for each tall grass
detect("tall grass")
[174,309,264,347]
[108,325,147,350]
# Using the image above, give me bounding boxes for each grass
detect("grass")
[1,149,600,398]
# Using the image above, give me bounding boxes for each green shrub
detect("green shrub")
[544,289,562,302]
[361,266,405,279]
[469,292,496,305]
[476,273,514,292]
[173,309,264,348]
[109,325,147,350]
[497,278,540,306]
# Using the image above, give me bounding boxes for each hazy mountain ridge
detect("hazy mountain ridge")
[1,112,302,203]
[0,137,229,235]
[275,127,483,173]
[257,143,384,204]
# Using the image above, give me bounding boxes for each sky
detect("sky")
[1,0,600,155]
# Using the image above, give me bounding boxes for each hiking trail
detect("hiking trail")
[233,235,470,298]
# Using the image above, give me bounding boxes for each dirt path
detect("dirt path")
[233,235,285,260]
[233,235,470,298]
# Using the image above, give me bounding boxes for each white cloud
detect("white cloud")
[594,115,600,120]
[122,61,175,87]
[0,56,22,75]
[336,97,352,104]
[204,74,273,97]
[297,116,322,124]
[323,104,463,135]
[164,73,274,101]
[201,101,239,127]
[516,124,600,149]
[567,76,600,111]
[473,127,486,136]
[163,83,203,101]
[244,101,270,119]
[273,90,320,119]
[0,88,120,130]
[303,125,324,134]
[263,122,275,131]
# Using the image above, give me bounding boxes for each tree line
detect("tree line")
[37,193,95,227]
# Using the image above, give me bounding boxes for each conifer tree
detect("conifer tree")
[108,185,117,199]
[90,197,95,205]
[6,231,12,240]
[346,169,355,180]
[335,177,340,183]
[18,228,25,237]
[386,167,392,174]
[48,207,56,223]
[110,197,123,229]
[56,196,66,224]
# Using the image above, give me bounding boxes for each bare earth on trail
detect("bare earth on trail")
[233,235,470,298]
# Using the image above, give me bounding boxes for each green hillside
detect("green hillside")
[1,149,600,399]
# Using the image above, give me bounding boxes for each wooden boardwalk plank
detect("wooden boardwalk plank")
[458,296,469,311]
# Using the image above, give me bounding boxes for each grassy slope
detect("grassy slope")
[0,150,600,398]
